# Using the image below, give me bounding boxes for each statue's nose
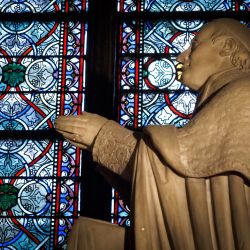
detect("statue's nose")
[176,47,191,63]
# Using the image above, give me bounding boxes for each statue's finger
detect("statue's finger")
[55,116,88,126]
[60,131,81,143]
[56,125,85,136]
[67,139,87,149]
[55,117,77,125]
[55,117,83,128]
[54,121,73,132]
[55,128,67,135]
[57,114,88,120]
[54,120,71,129]
[56,130,89,150]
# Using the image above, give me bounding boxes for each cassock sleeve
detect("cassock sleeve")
[92,120,138,181]
[144,80,250,179]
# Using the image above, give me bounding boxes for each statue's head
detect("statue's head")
[177,18,250,91]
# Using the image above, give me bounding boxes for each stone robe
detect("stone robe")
[68,69,250,250]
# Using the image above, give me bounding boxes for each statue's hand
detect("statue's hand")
[55,112,108,150]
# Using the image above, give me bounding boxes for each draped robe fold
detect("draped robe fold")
[68,70,250,250]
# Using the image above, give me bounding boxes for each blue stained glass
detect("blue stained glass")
[0,217,51,249]
[0,22,86,58]
[0,92,84,130]
[118,0,240,12]
[0,139,81,247]
[141,92,196,127]
[67,22,88,56]
[144,0,233,12]
[0,0,88,13]
[0,20,87,129]
[63,92,85,116]
[117,0,250,13]
[119,93,135,127]
[111,190,130,226]
[119,56,187,90]
[0,20,87,90]
[119,91,196,128]
[143,57,184,90]
[121,22,136,54]
[119,58,136,89]
[121,20,201,55]
[117,0,137,12]
[0,92,57,130]
[144,20,199,53]
[240,0,250,10]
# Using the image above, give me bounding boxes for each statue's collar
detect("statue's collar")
[196,68,248,108]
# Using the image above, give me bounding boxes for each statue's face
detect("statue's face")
[177,23,229,91]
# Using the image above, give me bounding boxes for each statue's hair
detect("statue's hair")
[210,20,250,72]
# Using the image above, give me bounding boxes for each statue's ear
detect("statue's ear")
[219,37,237,57]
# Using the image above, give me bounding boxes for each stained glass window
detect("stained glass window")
[0,1,87,249]
[112,0,250,226]
[117,0,250,12]
[0,0,88,12]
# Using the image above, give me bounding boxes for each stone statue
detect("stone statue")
[55,18,250,250]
